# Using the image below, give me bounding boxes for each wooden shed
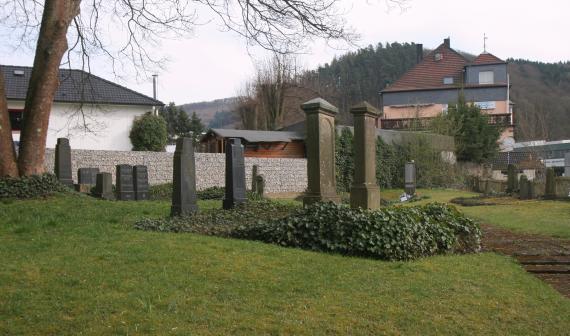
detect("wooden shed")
[200,129,305,158]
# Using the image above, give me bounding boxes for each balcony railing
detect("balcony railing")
[380,114,513,130]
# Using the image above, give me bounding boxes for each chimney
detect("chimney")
[416,44,423,64]
[444,38,450,48]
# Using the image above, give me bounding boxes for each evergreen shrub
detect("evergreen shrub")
[129,113,168,151]
[0,174,69,199]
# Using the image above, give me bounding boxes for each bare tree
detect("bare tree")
[236,81,259,129]
[0,0,360,177]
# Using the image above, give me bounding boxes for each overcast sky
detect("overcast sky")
[1,0,569,105]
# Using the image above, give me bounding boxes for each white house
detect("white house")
[2,65,163,151]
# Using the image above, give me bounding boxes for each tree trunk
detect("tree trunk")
[0,68,19,177]
[17,0,80,176]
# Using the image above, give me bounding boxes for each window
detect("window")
[474,101,496,110]
[8,109,23,131]
[479,71,494,84]
[443,77,453,85]
[434,53,443,61]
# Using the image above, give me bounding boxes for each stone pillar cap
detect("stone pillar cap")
[57,138,70,145]
[350,101,379,116]
[301,98,338,115]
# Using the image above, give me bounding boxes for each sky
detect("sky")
[1,0,569,105]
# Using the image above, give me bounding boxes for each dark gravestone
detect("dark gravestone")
[404,161,417,196]
[94,173,114,200]
[223,138,247,209]
[251,165,259,192]
[116,164,134,201]
[55,138,73,187]
[133,165,149,201]
[171,137,198,216]
[77,168,100,192]
[255,175,265,198]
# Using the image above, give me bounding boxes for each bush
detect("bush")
[149,184,256,201]
[129,112,168,151]
[233,202,480,261]
[0,174,69,199]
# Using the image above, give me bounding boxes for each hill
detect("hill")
[179,97,239,128]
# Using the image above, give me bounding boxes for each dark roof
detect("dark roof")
[472,52,506,65]
[383,41,469,92]
[1,65,162,106]
[203,128,304,143]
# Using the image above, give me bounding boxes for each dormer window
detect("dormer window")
[443,77,453,85]
[479,71,494,84]
[434,53,443,61]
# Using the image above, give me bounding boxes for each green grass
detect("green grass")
[382,189,570,238]
[1,194,569,335]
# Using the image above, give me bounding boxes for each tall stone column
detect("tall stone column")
[223,138,247,209]
[301,98,341,206]
[171,137,198,216]
[54,138,73,187]
[350,102,380,209]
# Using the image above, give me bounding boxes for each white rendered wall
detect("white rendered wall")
[8,100,151,150]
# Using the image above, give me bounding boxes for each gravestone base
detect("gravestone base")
[303,192,341,206]
[76,184,92,193]
[350,184,380,209]
[223,197,247,210]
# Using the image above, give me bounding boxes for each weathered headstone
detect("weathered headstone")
[251,165,259,192]
[133,165,149,201]
[255,175,265,198]
[506,164,517,194]
[301,98,341,206]
[116,164,134,201]
[93,172,114,200]
[349,102,380,209]
[545,167,556,199]
[223,138,247,209]
[519,175,535,200]
[77,167,100,193]
[404,161,417,196]
[55,138,73,187]
[171,137,198,216]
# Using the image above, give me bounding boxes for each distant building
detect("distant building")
[3,65,162,151]
[200,129,306,158]
[380,38,514,150]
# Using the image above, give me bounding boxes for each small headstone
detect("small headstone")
[223,138,247,209]
[255,175,265,198]
[404,161,417,196]
[116,164,134,201]
[55,138,73,187]
[506,164,517,194]
[94,173,114,200]
[251,165,259,192]
[519,175,533,200]
[171,137,198,216]
[76,167,99,193]
[133,165,149,201]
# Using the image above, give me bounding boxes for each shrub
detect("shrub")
[0,174,69,199]
[233,202,481,261]
[129,112,168,151]
[149,184,256,201]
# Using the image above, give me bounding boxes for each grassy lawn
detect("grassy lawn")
[1,194,569,335]
[382,189,570,239]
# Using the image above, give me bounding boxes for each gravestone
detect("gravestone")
[93,173,114,200]
[506,164,517,194]
[54,138,73,187]
[301,98,341,206]
[251,165,259,192]
[255,175,265,198]
[349,102,380,209]
[223,138,247,209]
[116,164,134,201]
[519,175,535,200]
[77,168,99,193]
[171,137,198,216]
[565,153,570,177]
[545,167,556,199]
[404,161,417,196]
[133,165,149,201]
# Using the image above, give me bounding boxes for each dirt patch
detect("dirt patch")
[481,224,570,298]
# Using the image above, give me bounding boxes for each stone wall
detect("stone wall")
[44,149,307,193]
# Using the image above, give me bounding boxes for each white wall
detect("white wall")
[9,100,151,150]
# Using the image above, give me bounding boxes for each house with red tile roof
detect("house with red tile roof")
[380,38,514,149]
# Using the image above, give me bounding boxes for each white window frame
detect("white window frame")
[479,71,494,84]
[443,77,453,85]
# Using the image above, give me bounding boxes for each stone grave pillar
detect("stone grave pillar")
[77,168,99,192]
[301,98,341,206]
[349,102,380,209]
[171,137,198,216]
[251,164,259,192]
[133,165,149,201]
[55,138,73,187]
[94,173,114,200]
[404,161,417,196]
[223,138,247,209]
[116,164,134,201]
